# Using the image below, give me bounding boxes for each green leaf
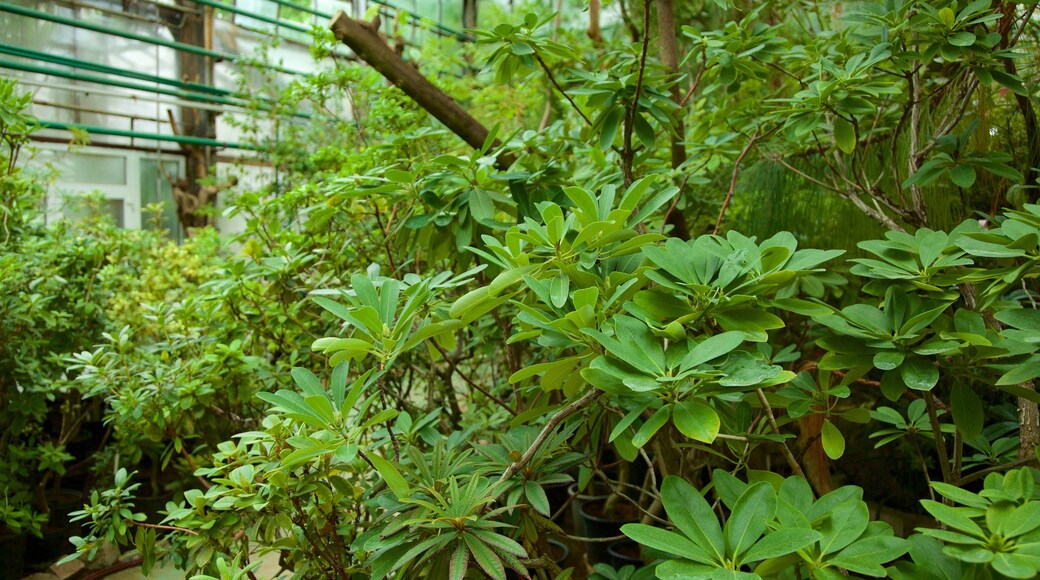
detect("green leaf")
[997,359,1040,386]
[873,351,904,371]
[726,482,778,559]
[599,107,623,150]
[682,332,745,369]
[992,552,1040,579]
[291,367,324,397]
[673,399,721,443]
[662,476,726,561]
[818,500,869,555]
[632,406,670,448]
[369,454,410,500]
[449,542,469,580]
[949,165,976,188]
[464,533,506,580]
[622,523,712,563]
[947,31,976,47]
[900,357,939,390]
[920,500,985,538]
[525,480,550,516]
[821,419,845,460]
[833,116,856,154]
[949,385,983,439]
[829,536,909,577]
[741,528,822,564]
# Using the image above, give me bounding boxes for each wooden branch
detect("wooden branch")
[329,12,515,169]
[498,388,601,483]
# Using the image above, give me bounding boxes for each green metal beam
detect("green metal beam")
[264,0,473,42]
[37,119,259,150]
[0,57,312,119]
[0,2,307,77]
[369,0,473,41]
[0,43,229,97]
[190,0,310,34]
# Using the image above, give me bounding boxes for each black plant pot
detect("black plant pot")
[544,481,571,522]
[505,539,572,579]
[567,481,612,537]
[548,539,570,567]
[608,540,643,569]
[0,530,26,580]
[26,488,86,566]
[579,498,639,565]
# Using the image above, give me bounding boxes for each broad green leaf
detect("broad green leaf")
[949,165,976,188]
[726,482,778,559]
[900,357,939,390]
[818,499,869,555]
[662,476,726,561]
[369,454,410,500]
[291,367,324,397]
[740,528,821,564]
[829,536,909,577]
[873,351,904,371]
[621,524,711,563]
[920,500,985,538]
[673,399,721,443]
[682,332,745,370]
[632,406,670,448]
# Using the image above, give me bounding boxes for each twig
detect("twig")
[678,49,708,108]
[532,52,593,127]
[755,388,813,495]
[713,131,760,234]
[134,521,199,535]
[620,0,654,186]
[952,457,1037,486]
[499,388,601,483]
[432,341,517,416]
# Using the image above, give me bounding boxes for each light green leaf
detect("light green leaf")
[821,419,845,460]
[833,117,856,154]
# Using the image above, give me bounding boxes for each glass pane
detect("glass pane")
[61,195,124,227]
[139,159,184,242]
[51,152,127,185]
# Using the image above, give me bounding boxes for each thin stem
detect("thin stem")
[910,436,936,502]
[620,0,654,186]
[532,51,593,127]
[953,457,1037,486]
[713,131,760,234]
[134,521,200,536]
[924,392,952,484]
[432,341,517,416]
[755,388,814,497]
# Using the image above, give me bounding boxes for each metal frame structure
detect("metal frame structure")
[0,0,471,236]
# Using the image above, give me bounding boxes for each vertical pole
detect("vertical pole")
[162,0,218,233]
[462,0,477,29]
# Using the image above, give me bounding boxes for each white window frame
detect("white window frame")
[35,143,185,231]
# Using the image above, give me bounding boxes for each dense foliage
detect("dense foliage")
[2,0,1040,579]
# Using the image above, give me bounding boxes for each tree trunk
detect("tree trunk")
[655,0,690,240]
[462,0,478,29]
[162,1,217,234]
[588,0,602,44]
